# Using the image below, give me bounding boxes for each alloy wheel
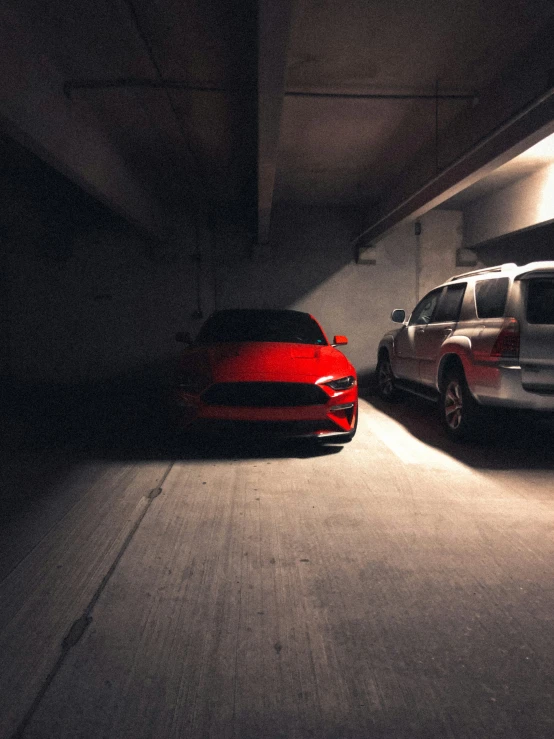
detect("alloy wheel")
[444,379,463,430]
[378,359,394,398]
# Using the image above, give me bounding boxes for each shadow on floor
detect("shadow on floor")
[361,389,554,471]
[1,380,345,522]
[3,382,345,458]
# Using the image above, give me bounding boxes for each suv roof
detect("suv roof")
[448,260,554,283]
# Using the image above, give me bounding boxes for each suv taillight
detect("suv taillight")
[490,317,520,359]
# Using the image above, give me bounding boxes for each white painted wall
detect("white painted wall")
[5,205,465,386]
[215,206,416,380]
[214,205,463,380]
[464,163,554,248]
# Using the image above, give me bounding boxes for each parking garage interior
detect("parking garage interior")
[1,2,554,738]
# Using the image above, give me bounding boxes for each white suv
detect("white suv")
[376,261,554,439]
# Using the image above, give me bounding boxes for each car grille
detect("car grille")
[201,382,328,407]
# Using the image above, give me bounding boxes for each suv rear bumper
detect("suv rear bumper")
[470,364,554,410]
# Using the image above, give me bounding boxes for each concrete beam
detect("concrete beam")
[258,0,294,246]
[356,21,554,245]
[0,4,167,238]
[464,162,554,248]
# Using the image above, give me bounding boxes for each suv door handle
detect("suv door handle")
[415,327,425,333]
[443,328,453,336]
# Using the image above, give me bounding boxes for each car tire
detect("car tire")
[440,367,483,441]
[376,354,399,402]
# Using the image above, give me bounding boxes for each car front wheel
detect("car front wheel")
[441,368,482,441]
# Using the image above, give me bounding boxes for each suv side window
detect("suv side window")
[409,290,441,326]
[475,278,509,318]
[433,283,466,323]
[527,279,554,324]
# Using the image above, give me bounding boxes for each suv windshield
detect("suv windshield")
[195,310,328,345]
[527,279,554,324]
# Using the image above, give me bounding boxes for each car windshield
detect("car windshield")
[195,310,328,345]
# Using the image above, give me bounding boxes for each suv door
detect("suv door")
[417,283,467,386]
[393,289,441,381]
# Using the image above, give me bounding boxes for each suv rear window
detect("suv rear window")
[527,279,554,324]
[475,278,509,318]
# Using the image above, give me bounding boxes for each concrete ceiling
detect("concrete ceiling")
[279,0,548,202]
[2,0,554,245]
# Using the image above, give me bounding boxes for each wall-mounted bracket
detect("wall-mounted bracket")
[456,247,478,267]
[356,242,376,264]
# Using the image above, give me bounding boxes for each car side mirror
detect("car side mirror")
[391,309,406,323]
[333,335,348,346]
[175,331,193,346]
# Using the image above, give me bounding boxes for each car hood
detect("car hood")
[180,342,354,383]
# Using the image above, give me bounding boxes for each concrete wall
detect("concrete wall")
[464,163,554,248]
[0,247,9,380]
[5,205,465,387]
[6,227,205,385]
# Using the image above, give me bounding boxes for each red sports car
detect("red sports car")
[174,309,358,441]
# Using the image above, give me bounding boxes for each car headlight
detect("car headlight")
[326,376,356,390]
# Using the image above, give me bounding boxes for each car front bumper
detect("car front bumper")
[175,388,357,437]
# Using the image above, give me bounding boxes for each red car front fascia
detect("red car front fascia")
[188,378,356,424]
[175,340,357,435]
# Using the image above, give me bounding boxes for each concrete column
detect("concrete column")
[417,210,463,298]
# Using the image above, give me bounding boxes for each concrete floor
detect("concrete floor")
[1,394,553,738]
